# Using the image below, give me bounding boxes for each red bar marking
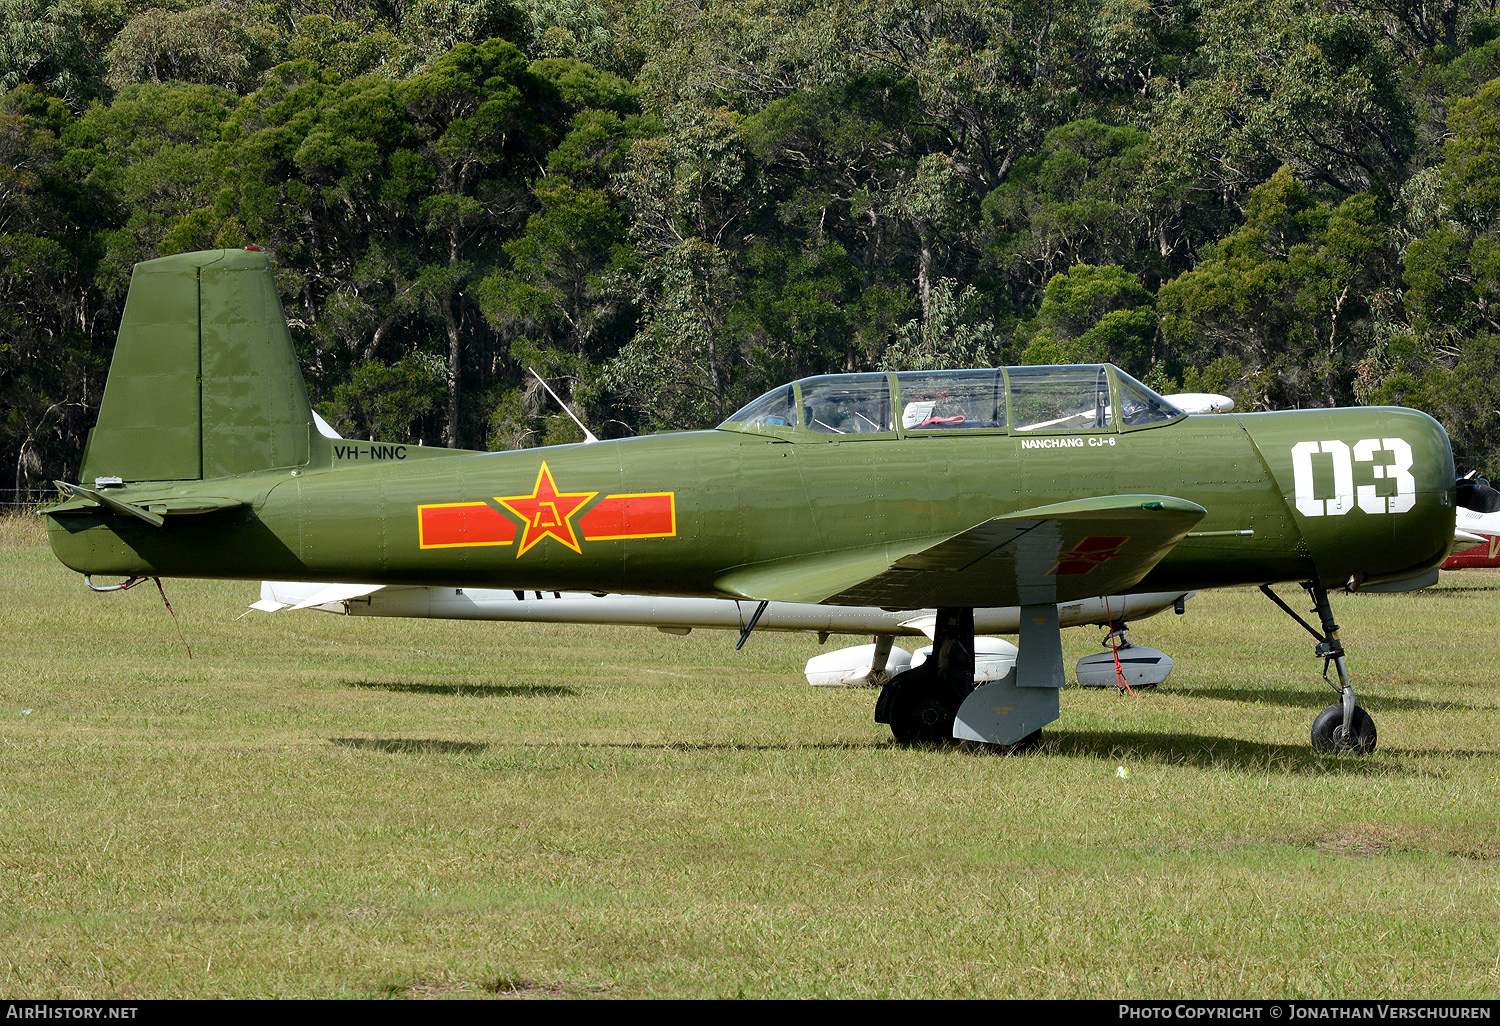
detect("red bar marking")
[418,502,516,549]
[580,493,677,540]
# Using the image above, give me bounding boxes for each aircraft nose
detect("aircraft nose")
[1253,406,1456,586]
[1377,407,1457,582]
[1346,407,1456,582]
[1405,408,1458,510]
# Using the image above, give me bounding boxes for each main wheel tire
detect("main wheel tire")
[889,689,959,744]
[1311,703,1377,754]
[879,667,963,745]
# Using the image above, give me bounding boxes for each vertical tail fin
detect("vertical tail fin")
[80,249,315,484]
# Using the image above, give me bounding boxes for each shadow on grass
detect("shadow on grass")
[341,679,578,698]
[330,736,489,755]
[530,733,1478,771]
[1179,685,1483,714]
[538,739,886,752]
[1016,728,1479,774]
[331,731,1487,767]
[1382,582,1500,594]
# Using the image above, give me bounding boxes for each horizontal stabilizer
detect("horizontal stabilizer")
[51,481,163,526]
[718,495,1205,609]
[50,482,248,527]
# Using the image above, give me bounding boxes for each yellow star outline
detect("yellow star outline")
[496,462,597,557]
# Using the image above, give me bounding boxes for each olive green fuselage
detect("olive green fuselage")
[47,405,1456,601]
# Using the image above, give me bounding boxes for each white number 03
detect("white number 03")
[1291,438,1416,517]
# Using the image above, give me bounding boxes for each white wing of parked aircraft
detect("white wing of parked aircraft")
[1162,392,1235,414]
[252,582,1190,688]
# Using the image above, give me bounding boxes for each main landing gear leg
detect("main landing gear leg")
[873,607,975,743]
[1260,582,1378,754]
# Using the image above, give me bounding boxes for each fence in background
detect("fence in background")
[1,488,52,513]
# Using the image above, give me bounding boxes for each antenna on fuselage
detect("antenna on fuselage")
[528,368,599,444]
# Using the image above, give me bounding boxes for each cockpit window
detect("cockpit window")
[799,374,893,434]
[894,369,1006,430]
[718,364,1182,438]
[722,384,797,431]
[1009,365,1113,432]
[1116,368,1183,427]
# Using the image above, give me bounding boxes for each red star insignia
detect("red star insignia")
[497,462,597,557]
[1050,536,1129,576]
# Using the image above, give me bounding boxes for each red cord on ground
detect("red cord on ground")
[153,577,193,659]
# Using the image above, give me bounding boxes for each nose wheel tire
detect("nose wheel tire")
[1311,703,1377,754]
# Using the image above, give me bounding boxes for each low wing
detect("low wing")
[717,494,1206,609]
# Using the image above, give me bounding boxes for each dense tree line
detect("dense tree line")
[7,0,1500,501]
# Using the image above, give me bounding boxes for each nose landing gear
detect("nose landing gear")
[1261,582,1378,754]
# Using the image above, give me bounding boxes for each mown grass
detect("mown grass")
[2,512,1497,998]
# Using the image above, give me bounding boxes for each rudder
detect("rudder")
[80,249,314,484]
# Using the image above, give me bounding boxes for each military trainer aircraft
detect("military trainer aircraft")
[45,249,1462,753]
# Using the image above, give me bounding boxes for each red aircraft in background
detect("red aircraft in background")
[1445,473,1500,568]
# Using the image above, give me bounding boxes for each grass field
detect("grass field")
[2,513,1497,999]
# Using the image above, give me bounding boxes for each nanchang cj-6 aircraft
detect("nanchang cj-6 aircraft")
[45,249,1464,753]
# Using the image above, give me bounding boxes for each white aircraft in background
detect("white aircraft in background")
[1164,393,1235,414]
[251,581,1192,690]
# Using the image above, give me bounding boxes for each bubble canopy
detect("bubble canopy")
[718,365,1184,439]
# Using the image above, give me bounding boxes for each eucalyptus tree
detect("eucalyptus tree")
[220,40,560,446]
[1360,73,1500,474]
[1017,263,1159,375]
[740,70,933,368]
[63,80,238,285]
[0,87,100,496]
[606,102,758,428]
[0,0,116,108]
[104,3,276,95]
[981,119,1162,306]
[475,57,658,444]
[1157,167,1393,410]
[1148,0,1415,205]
